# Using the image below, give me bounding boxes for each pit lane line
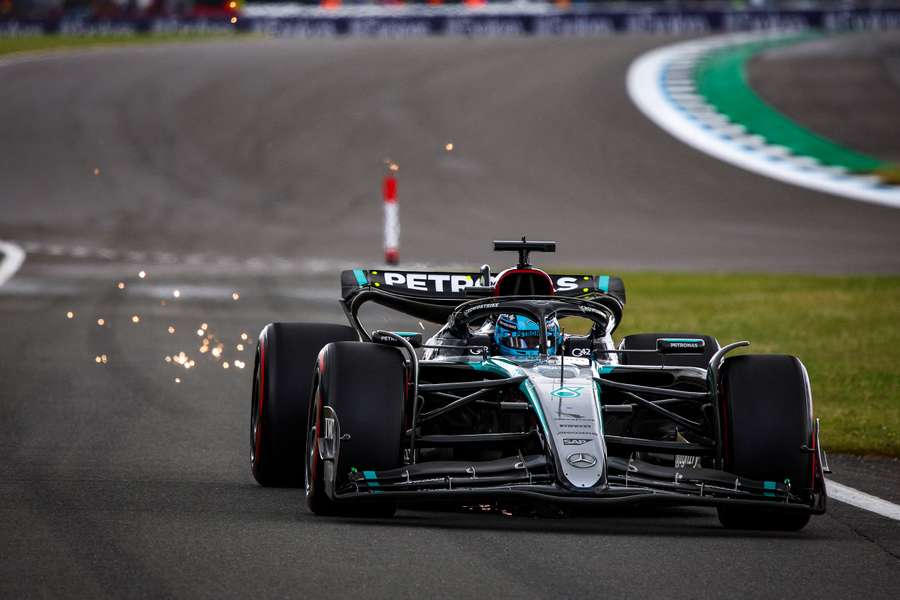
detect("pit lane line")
[0,240,25,287]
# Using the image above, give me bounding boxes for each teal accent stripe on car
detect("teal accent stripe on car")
[353,269,368,287]
[519,379,550,433]
[592,380,606,435]
[468,360,550,435]
[363,470,382,494]
[764,480,777,497]
[468,359,513,378]
[659,338,705,343]
[594,365,615,435]
[597,275,610,293]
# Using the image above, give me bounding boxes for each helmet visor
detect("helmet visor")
[501,334,557,351]
[502,335,541,350]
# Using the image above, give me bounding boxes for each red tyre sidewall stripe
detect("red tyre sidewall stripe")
[310,348,328,486]
[806,366,818,492]
[310,387,321,485]
[810,427,817,491]
[255,333,266,464]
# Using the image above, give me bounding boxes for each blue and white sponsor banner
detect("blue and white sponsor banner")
[2,6,900,38]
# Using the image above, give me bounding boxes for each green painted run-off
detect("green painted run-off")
[694,35,887,174]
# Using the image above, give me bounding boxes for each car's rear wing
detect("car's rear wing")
[342,269,624,303]
[340,268,625,325]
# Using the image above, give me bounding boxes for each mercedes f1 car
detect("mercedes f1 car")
[250,239,829,529]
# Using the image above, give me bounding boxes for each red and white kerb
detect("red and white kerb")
[383,171,400,265]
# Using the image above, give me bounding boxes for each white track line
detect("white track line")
[13,240,473,275]
[826,479,900,522]
[0,240,26,286]
[626,34,900,209]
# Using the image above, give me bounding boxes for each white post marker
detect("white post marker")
[0,240,26,287]
[383,165,400,265]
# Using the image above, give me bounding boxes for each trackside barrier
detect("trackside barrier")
[2,8,900,38]
[247,9,900,37]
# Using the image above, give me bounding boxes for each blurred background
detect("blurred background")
[2,1,900,23]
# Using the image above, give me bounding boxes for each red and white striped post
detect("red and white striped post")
[383,163,400,265]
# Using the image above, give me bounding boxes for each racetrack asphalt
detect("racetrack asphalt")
[1,36,898,598]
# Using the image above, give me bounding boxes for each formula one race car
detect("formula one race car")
[250,239,828,529]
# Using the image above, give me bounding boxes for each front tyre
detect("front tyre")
[306,342,406,516]
[717,355,816,531]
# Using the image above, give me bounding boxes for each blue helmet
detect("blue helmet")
[494,314,562,358]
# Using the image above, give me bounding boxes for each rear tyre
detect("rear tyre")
[716,355,814,531]
[620,332,719,368]
[251,322,357,487]
[306,342,406,517]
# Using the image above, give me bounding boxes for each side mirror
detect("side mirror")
[372,331,423,349]
[656,338,705,355]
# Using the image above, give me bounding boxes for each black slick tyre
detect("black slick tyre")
[620,332,719,369]
[306,342,405,517]
[251,322,357,487]
[717,355,814,531]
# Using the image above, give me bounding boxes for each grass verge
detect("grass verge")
[605,272,899,457]
[0,32,239,58]
[875,165,900,186]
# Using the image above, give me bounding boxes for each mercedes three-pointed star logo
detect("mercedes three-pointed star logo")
[566,452,598,468]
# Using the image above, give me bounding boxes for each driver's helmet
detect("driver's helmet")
[494,313,562,357]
